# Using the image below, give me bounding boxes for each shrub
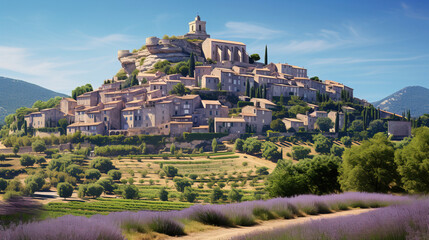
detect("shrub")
[90,157,114,173]
[191,208,233,227]
[256,166,269,175]
[108,170,122,180]
[163,166,178,178]
[237,101,254,108]
[159,188,168,201]
[0,178,8,192]
[210,187,224,203]
[86,183,104,198]
[174,177,193,192]
[57,182,73,199]
[96,178,116,194]
[148,217,185,236]
[234,139,244,152]
[20,154,35,167]
[330,145,345,157]
[35,156,46,166]
[32,140,46,153]
[188,174,198,180]
[252,207,276,220]
[183,132,228,141]
[85,169,101,180]
[341,136,352,148]
[183,187,198,202]
[66,164,84,179]
[25,175,45,191]
[291,146,311,160]
[122,185,139,199]
[228,188,243,203]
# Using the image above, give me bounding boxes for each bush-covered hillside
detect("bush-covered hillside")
[0,76,67,123]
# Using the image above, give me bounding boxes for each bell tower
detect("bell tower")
[185,15,210,40]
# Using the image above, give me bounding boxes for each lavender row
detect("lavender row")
[0,192,416,239]
[233,198,429,240]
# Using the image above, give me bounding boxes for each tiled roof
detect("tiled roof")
[214,117,245,123]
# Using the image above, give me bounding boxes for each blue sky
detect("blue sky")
[1,0,428,102]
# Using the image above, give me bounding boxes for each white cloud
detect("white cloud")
[401,2,429,20]
[64,33,135,51]
[252,24,373,55]
[309,55,427,65]
[214,21,284,40]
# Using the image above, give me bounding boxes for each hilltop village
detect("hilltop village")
[24,16,381,137]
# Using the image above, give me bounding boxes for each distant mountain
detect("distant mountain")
[0,76,68,123]
[372,86,429,117]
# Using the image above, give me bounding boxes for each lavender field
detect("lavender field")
[0,192,424,240]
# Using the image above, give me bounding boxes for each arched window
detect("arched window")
[199,25,201,31]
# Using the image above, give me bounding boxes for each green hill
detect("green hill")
[0,76,68,124]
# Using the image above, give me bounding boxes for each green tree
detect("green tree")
[350,120,364,132]
[85,169,101,180]
[368,119,386,136]
[163,166,178,178]
[0,178,7,192]
[291,146,311,160]
[256,166,269,175]
[212,138,218,153]
[159,188,169,201]
[122,184,139,199]
[174,177,193,192]
[234,138,244,152]
[96,178,116,194]
[20,154,35,167]
[245,79,250,97]
[210,186,224,203]
[243,138,262,154]
[330,145,345,157]
[313,134,333,154]
[170,83,189,96]
[57,182,73,199]
[170,143,176,154]
[334,112,339,133]
[108,170,122,181]
[12,144,19,155]
[270,119,286,132]
[339,133,398,193]
[183,186,198,202]
[262,142,282,162]
[89,157,114,173]
[316,117,334,132]
[25,175,45,191]
[189,52,195,77]
[208,118,214,133]
[228,188,243,203]
[250,53,261,62]
[267,160,308,197]
[288,105,310,116]
[341,136,352,148]
[86,183,104,198]
[32,140,46,153]
[395,127,429,193]
[66,164,84,179]
[72,84,93,100]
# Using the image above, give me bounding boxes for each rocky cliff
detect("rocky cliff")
[118,37,205,75]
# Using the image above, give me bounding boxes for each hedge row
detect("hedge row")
[182,132,228,141]
[85,134,166,146]
[94,145,142,156]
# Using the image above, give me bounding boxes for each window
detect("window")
[184,109,189,114]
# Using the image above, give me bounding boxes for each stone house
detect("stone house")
[202,39,248,63]
[328,111,344,132]
[195,66,213,86]
[67,122,104,136]
[388,121,411,140]
[196,100,229,125]
[250,98,276,110]
[169,121,193,136]
[77,90,99,106]
[201,75,220,90]
[25,108,67,129]
[149,82,168,96]
[214,117,246,134]
[60,98,77,115]
[282,118,305,131]
[240,106,272,133]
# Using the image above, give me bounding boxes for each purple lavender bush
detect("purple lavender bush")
[233,198,429,240]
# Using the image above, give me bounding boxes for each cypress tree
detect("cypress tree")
[407,110,411,121]
[279,94,284,106]
[189,52,195,77]
[264,45,268,65]
[250,86,255,98]
[263,84,267,99]
[245,79,250,97]
[343,113,348,132]
[335,112,339,133]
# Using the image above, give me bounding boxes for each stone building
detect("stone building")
[60,98,77,116]
[282,118,305,131]
[202,39,249,64]
[388,121,411,140]
[25,108,67,129]
[67,122,104,136]
[240,106,272,133]
[184,15,210,40]
[214,117,246,134]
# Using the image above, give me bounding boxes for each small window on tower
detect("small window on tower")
[199,25,201,31]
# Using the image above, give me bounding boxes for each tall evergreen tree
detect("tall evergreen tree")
[264,45,268,65]
[245,79,250,97]
[189,52,195,77]
[407,110,411,121]
[279,94,284,106]
[343,113,348,132]
[263,84,267,99]
[335,112,339,133]
[250,86,255,98]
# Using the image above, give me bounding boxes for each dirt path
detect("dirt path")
[168,208,374,240]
